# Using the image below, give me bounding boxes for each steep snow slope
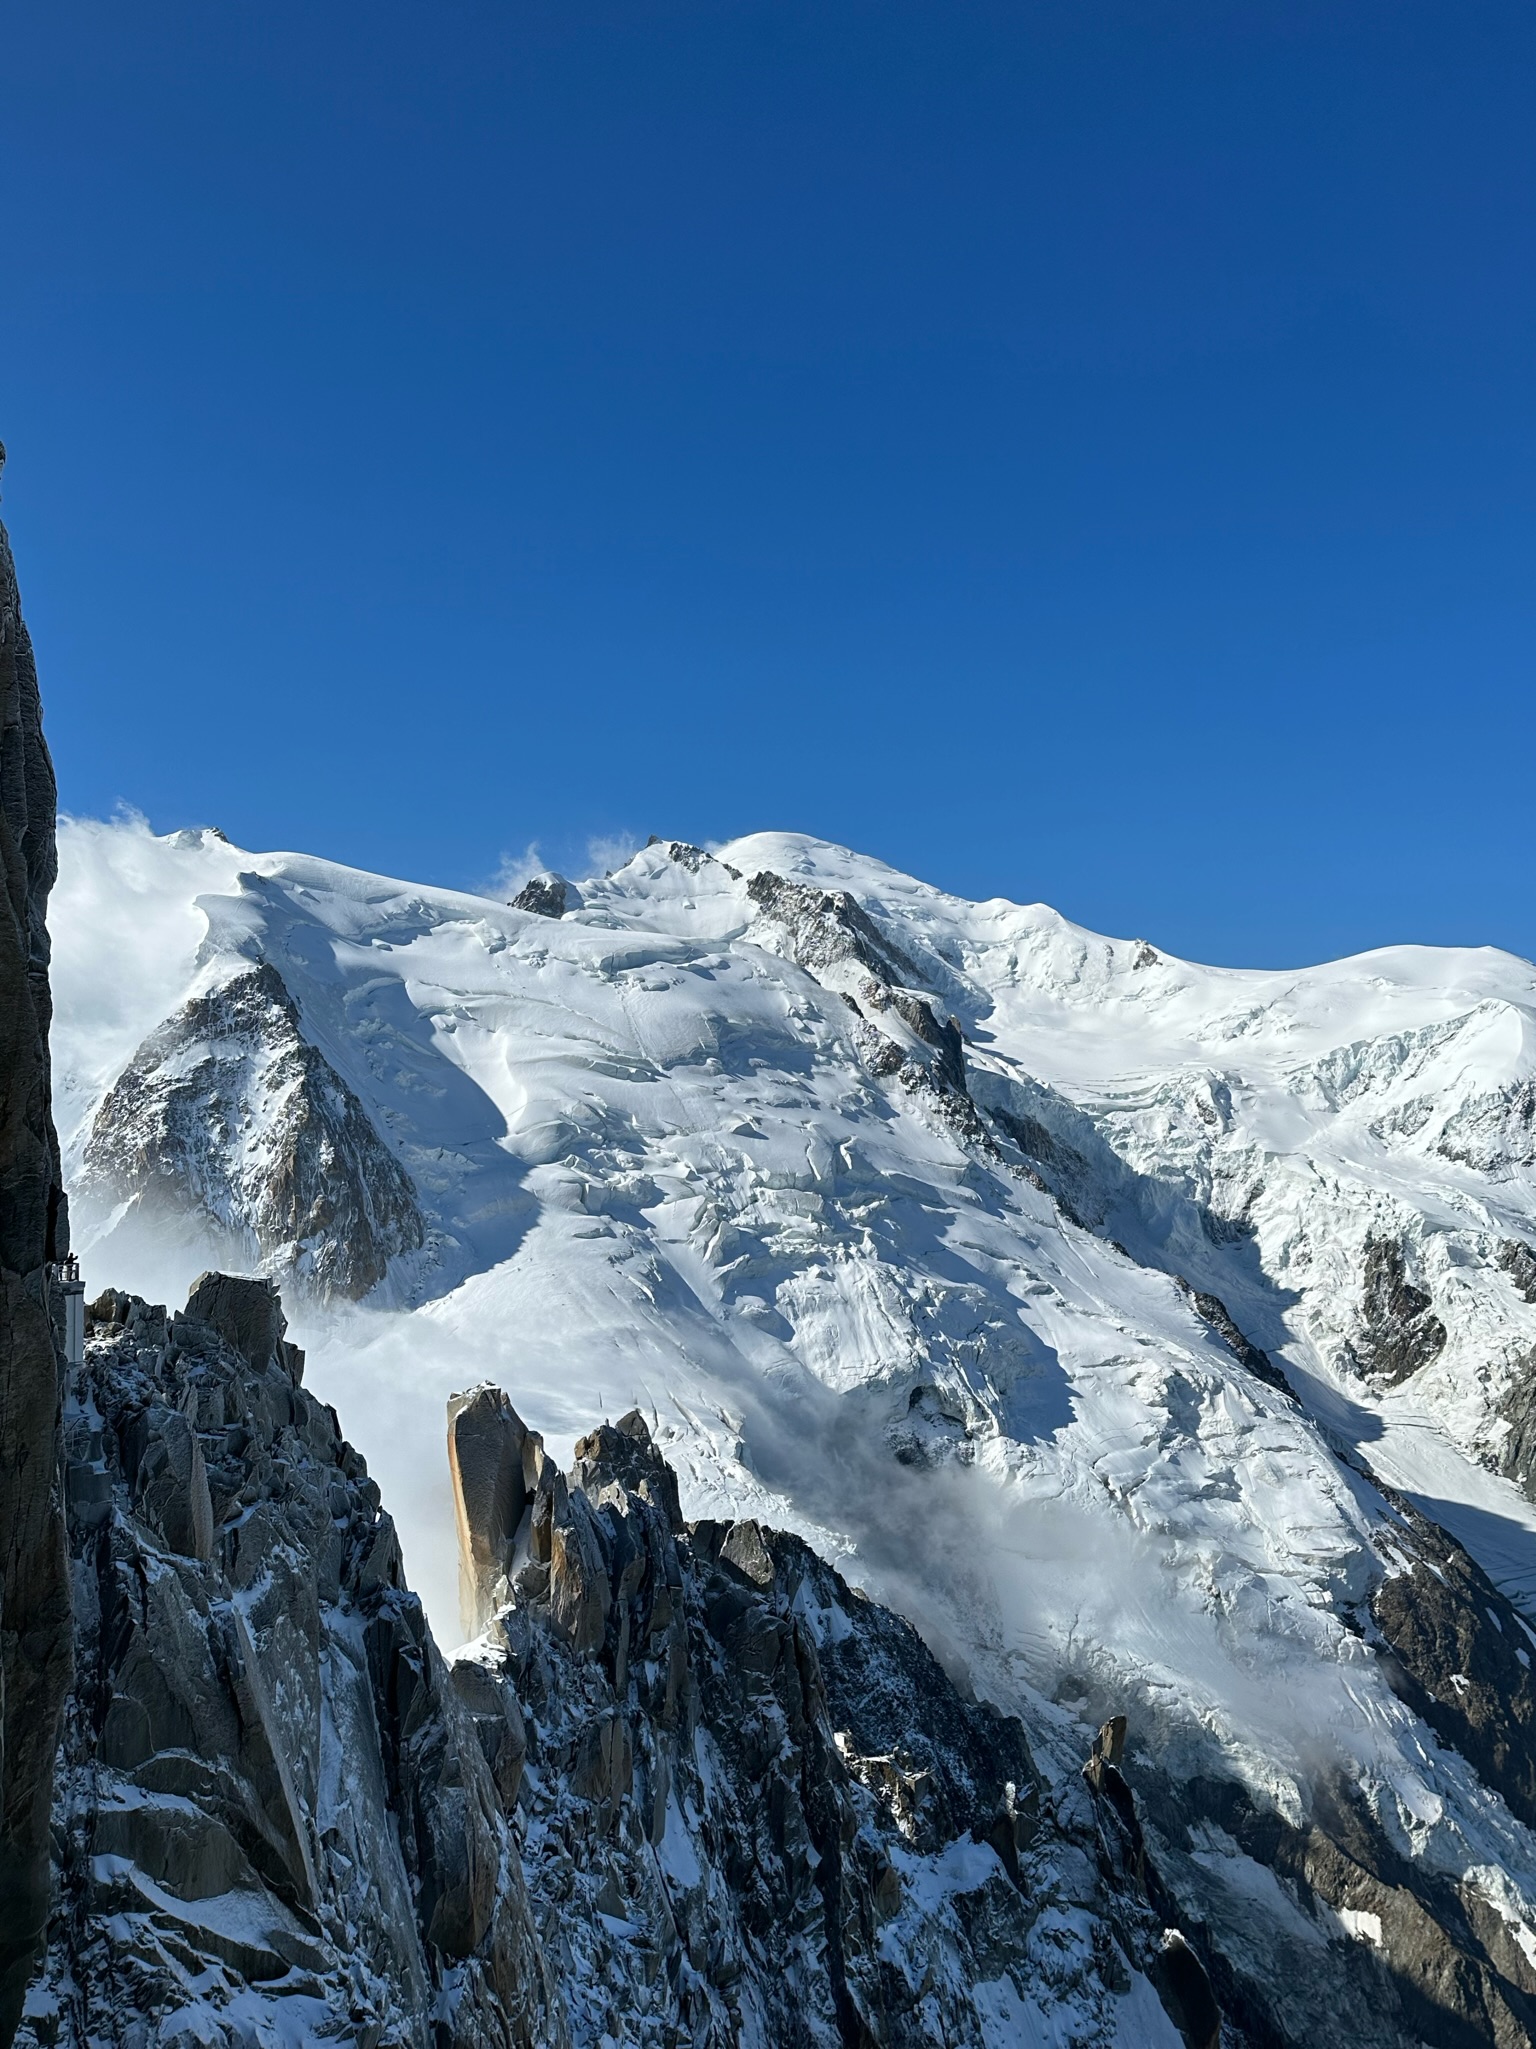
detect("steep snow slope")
[724,835,1536,1582]
[50,815,1536,2045]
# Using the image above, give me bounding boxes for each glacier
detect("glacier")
[45,812,1536,2045]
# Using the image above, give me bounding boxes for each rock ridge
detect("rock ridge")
[0,479,71,2043]
[21,1275,1205,2048]
[77,961,425,1301]
[21,1273,561,2047]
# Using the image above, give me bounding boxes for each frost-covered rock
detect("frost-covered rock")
[76,962,424,1300]
[19,1284,1197,2048]
[510,874,573,920]
[446,1396,1205,2049]
[1346,1235,1449,1386]
[20,1276,561,2049]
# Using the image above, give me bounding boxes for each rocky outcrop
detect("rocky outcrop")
[1176,1279,1293,1398]
[1497,1240,1536,1306]
[458,1397,1165,2047]
[510,874,570,919]
[0,474,71,2043]
[1438,1079,1536,1173]
[1499,1352,1536,1500]
[1082,1719,1220,2049]
[1347,1235,1447,1385]
[1494,1248,1536,1496]
[21,1296,1198,2046]
[28,1267,1536,2048]
[746,870,921,989]
[747,867,981,1135]
[1103,1478,1536,2049]
[77,962,425,1300]
[1369,1488,1536,1835]
[1131,1757,1536,2049]
[981,1095,1092,1203]
[448,1385,546,1640]
[651,837,733,877]
[20,1274,563,2047]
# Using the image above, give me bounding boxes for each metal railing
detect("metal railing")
[48,1254,85,1367]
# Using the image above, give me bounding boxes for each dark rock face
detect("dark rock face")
[509,873,569,919]
[1369,1489,1536,1835]
[450,1398,1160,2047]
[1497,1240,1536,1305]
[1103,1476,1536,2049]
[0,487,71,2042]
[1132,1758,1536,2049]
[78,962,425,1300]
[979,1096,1096,1226]
[654,838,725,875]
[20,1277,562,2048]
[1081,1720,1221,2049]
[1176,1278,1293,1397]
[24,1308,1187,2046]
[1492,1250,1536,1496]
[182,1269,300,1377]
[30,1283,1536,2047]
[1499,1350,1536,1499]
[1347,1235,1447,1385]
[885,985,967,1095]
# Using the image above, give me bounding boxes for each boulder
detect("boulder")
[183,1271,290,1374]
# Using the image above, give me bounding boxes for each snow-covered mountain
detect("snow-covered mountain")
[49,815,1536,2046]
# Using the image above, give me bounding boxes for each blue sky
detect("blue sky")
[4,1,1533,966]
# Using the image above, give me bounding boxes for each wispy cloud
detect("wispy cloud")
[480,842,544,899]
[583,831,643,878]
[479,829,646,897]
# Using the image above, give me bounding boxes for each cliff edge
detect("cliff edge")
[0,458,71,2039]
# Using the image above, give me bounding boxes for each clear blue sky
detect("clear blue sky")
[4,1,1533,966]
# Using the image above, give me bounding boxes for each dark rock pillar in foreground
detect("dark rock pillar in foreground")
[0,457,71,2043]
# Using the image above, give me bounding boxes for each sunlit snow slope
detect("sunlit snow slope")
[51,816,1536,2040]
